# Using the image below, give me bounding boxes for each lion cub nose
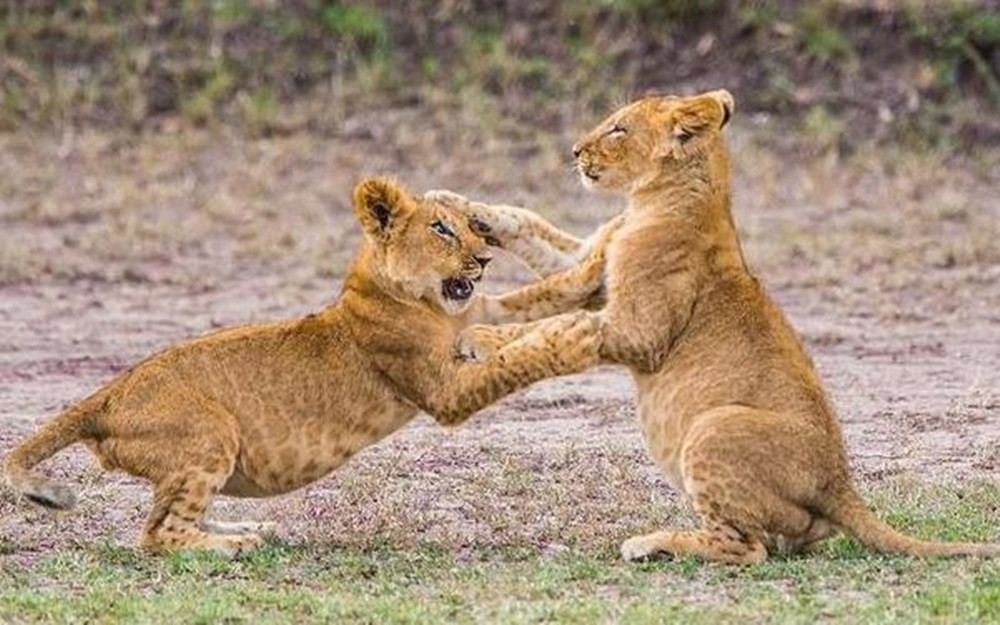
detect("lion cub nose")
[473,256,492,269]
[572,144,583,158]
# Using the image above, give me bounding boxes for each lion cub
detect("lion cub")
[3,177,602,555]
[453,90,1000,563]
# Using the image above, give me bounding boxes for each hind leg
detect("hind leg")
[99,387,263,555]
[624,405,832,565]
[140,468,263,556]
[621,523,768,565]
[621,469,773,565]
[790,517,840,554]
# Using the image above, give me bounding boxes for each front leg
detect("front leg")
[467,214,625,325]
[417,311,602,426]
[596,243,697,373]
[426,190,587,277]
[454,320,544,362]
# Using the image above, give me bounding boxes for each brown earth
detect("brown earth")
[1,120,998,559]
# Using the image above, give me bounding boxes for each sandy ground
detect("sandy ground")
[0,122,998,557]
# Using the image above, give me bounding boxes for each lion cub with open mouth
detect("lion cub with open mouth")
[3,177,602,555]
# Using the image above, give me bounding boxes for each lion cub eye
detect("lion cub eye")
[431,220,456,238]
[609,123,627,137]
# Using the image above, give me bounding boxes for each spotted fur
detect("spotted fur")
[2,177,601,556]
[462,90,1000,563]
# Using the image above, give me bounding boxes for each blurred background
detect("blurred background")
[4,0,1000,140]
[2,0,999,291]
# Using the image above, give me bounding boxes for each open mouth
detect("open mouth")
[442,277,475,301]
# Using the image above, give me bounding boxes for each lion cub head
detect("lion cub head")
[572,89,734,192]
[353,177,493,314]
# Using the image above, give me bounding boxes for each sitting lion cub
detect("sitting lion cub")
[445,90,1000,563]
[3,177,602,555]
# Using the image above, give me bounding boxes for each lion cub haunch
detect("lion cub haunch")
[2,177,601,556]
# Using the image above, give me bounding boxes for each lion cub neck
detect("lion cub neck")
[628,141,745,276]
[339,242,435,317]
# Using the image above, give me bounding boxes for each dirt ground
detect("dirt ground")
[1,119,998,558]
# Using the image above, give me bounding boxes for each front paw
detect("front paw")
[424,189,470,210]
[566,248,608,306]
[424,190,504,247]
[454,325,498,363]
[552,312,602,371]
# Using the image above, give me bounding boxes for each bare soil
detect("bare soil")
[1,122,998,558]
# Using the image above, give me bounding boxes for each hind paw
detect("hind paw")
[621,535,666,562]
[201,532,265,557]
[202,520,277,536]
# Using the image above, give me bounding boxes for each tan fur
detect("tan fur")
[459,90,1000,563]
[2,177,602,556]
[424,190,623,358]
[426,190,601,277]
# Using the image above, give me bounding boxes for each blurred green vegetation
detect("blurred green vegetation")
[1,0,998,148]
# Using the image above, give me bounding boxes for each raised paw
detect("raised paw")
[553,312,602,371]
[454,324,505,362]
[423,190,506,246]
[573,250,608,296]
[423,189,470,210]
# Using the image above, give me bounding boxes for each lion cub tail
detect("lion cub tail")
[829,487,1000,558]
[3,391,107,510]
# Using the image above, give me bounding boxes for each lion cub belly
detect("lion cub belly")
[635,374,688,491]
[222,403,417,497]
[222,446,350,498]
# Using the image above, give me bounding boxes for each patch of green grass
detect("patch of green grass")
[209,0,254,28]
[796,2,855,66]
[3,546,998,623]
[319,3,389,53]
[180,62,236,126]
[1,0,998,148]
[906,1,1000,110]
[238,86,281,136]
[2,481,998,623]
[598,0,725,22]
[802,104,847,153]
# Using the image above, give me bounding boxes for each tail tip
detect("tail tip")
[19,481,77,510]
[982,544,1000,558]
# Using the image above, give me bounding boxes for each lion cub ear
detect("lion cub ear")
[656,89,734,158]
[353,177,413,239]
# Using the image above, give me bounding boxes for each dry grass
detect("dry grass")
[3,123,998,308]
